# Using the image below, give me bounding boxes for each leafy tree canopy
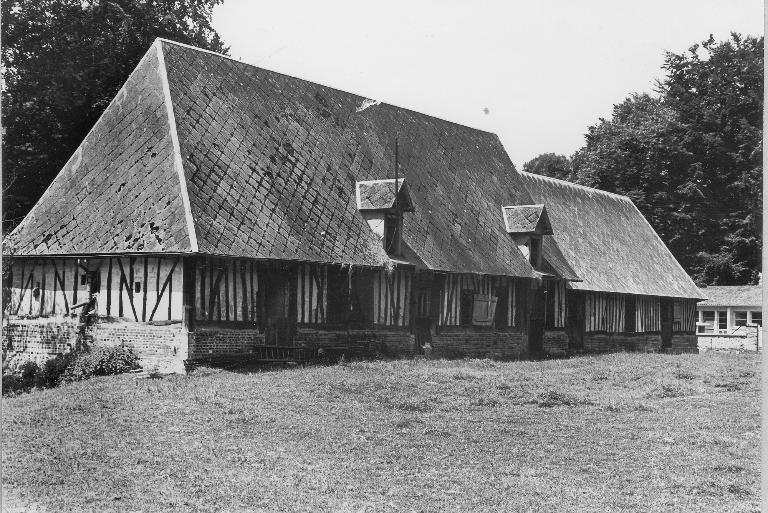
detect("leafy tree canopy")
[2,0,227,231]
[526,33,762,286]
[522,153,574,182]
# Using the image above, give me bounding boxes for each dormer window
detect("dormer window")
[502,204,553,270]
[356,178,414,256]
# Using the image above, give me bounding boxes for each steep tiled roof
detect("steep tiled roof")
[160,40,540,276]
[7,42,193,255]
[520,172,704,299]
[697,286,761,307]
[502,205,553,234]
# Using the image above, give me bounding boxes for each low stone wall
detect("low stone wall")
[698,326,761,352]
[429,328,527,359]
[2,318,188,373]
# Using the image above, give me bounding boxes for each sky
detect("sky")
[211,0,763,169]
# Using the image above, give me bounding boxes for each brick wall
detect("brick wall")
[2,318,188,373]
[543,330,569,356]
[584,332,662,353]
[582,332,698,354]
[189,327,265,359]
[429,328,527,359]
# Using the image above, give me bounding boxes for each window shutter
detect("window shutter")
[472,294,497,326]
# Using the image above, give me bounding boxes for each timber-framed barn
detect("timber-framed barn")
[2,39,705,372]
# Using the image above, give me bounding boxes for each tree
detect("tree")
[2,0,227,232]
[522,153,574,181]
[570,34,762,285]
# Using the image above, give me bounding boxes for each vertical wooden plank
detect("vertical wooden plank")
[322,265,328,324]
[145,257,158,321]
[250,261,256,323]
[232,259,239,322]
[170,258,183,320]
[197,258,206,320]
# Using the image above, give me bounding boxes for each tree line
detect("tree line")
[524,34,762,286]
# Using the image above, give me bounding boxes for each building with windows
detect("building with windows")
[696,285,762,351]
[2,39,704,372]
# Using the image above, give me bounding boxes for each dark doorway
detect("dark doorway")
[566,290,585,350]
[262,268,296,346]
[528,286,545,356]
[660,299,673,349]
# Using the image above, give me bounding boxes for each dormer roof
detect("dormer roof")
[502,204,553,235]
[356,179,414,212]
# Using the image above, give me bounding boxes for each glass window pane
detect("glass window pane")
[717,311,728,331]
[751,311,761,326]
[735,311,748,326]
[701,311,714,333]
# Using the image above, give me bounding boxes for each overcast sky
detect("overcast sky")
[212,0,763,169]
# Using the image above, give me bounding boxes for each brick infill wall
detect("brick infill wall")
[2,318,188,373]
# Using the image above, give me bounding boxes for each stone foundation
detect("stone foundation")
[2,318,188,373]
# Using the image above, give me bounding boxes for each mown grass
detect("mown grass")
[2,352,760,512]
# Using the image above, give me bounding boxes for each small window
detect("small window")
[700,311,715,333]
[735,311,748,326]
[529,237,542,268]
[717,310,728,331]
[750,311,761,326]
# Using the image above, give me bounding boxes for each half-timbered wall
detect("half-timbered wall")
[585,292,625,332]
[373,269,411,327]
[5,256,183,321]
[296,263,328,324]
[546,280,566,328]
[635,296,660,332]
[673,299,696,332]
[195,257,259,323]
[439,274,517,327]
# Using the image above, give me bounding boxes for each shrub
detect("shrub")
[60,345,140,384]
[2,346,141,395]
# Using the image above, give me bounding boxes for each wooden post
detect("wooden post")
[182,255,196,332]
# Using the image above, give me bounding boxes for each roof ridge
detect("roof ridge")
[155,38,501,138]
[156,40,198,251]
[519,171,632,202]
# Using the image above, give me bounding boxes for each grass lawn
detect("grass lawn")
[2,352,760,512]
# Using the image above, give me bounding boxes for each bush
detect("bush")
[61,345,140,384]
[2,345,141,395]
